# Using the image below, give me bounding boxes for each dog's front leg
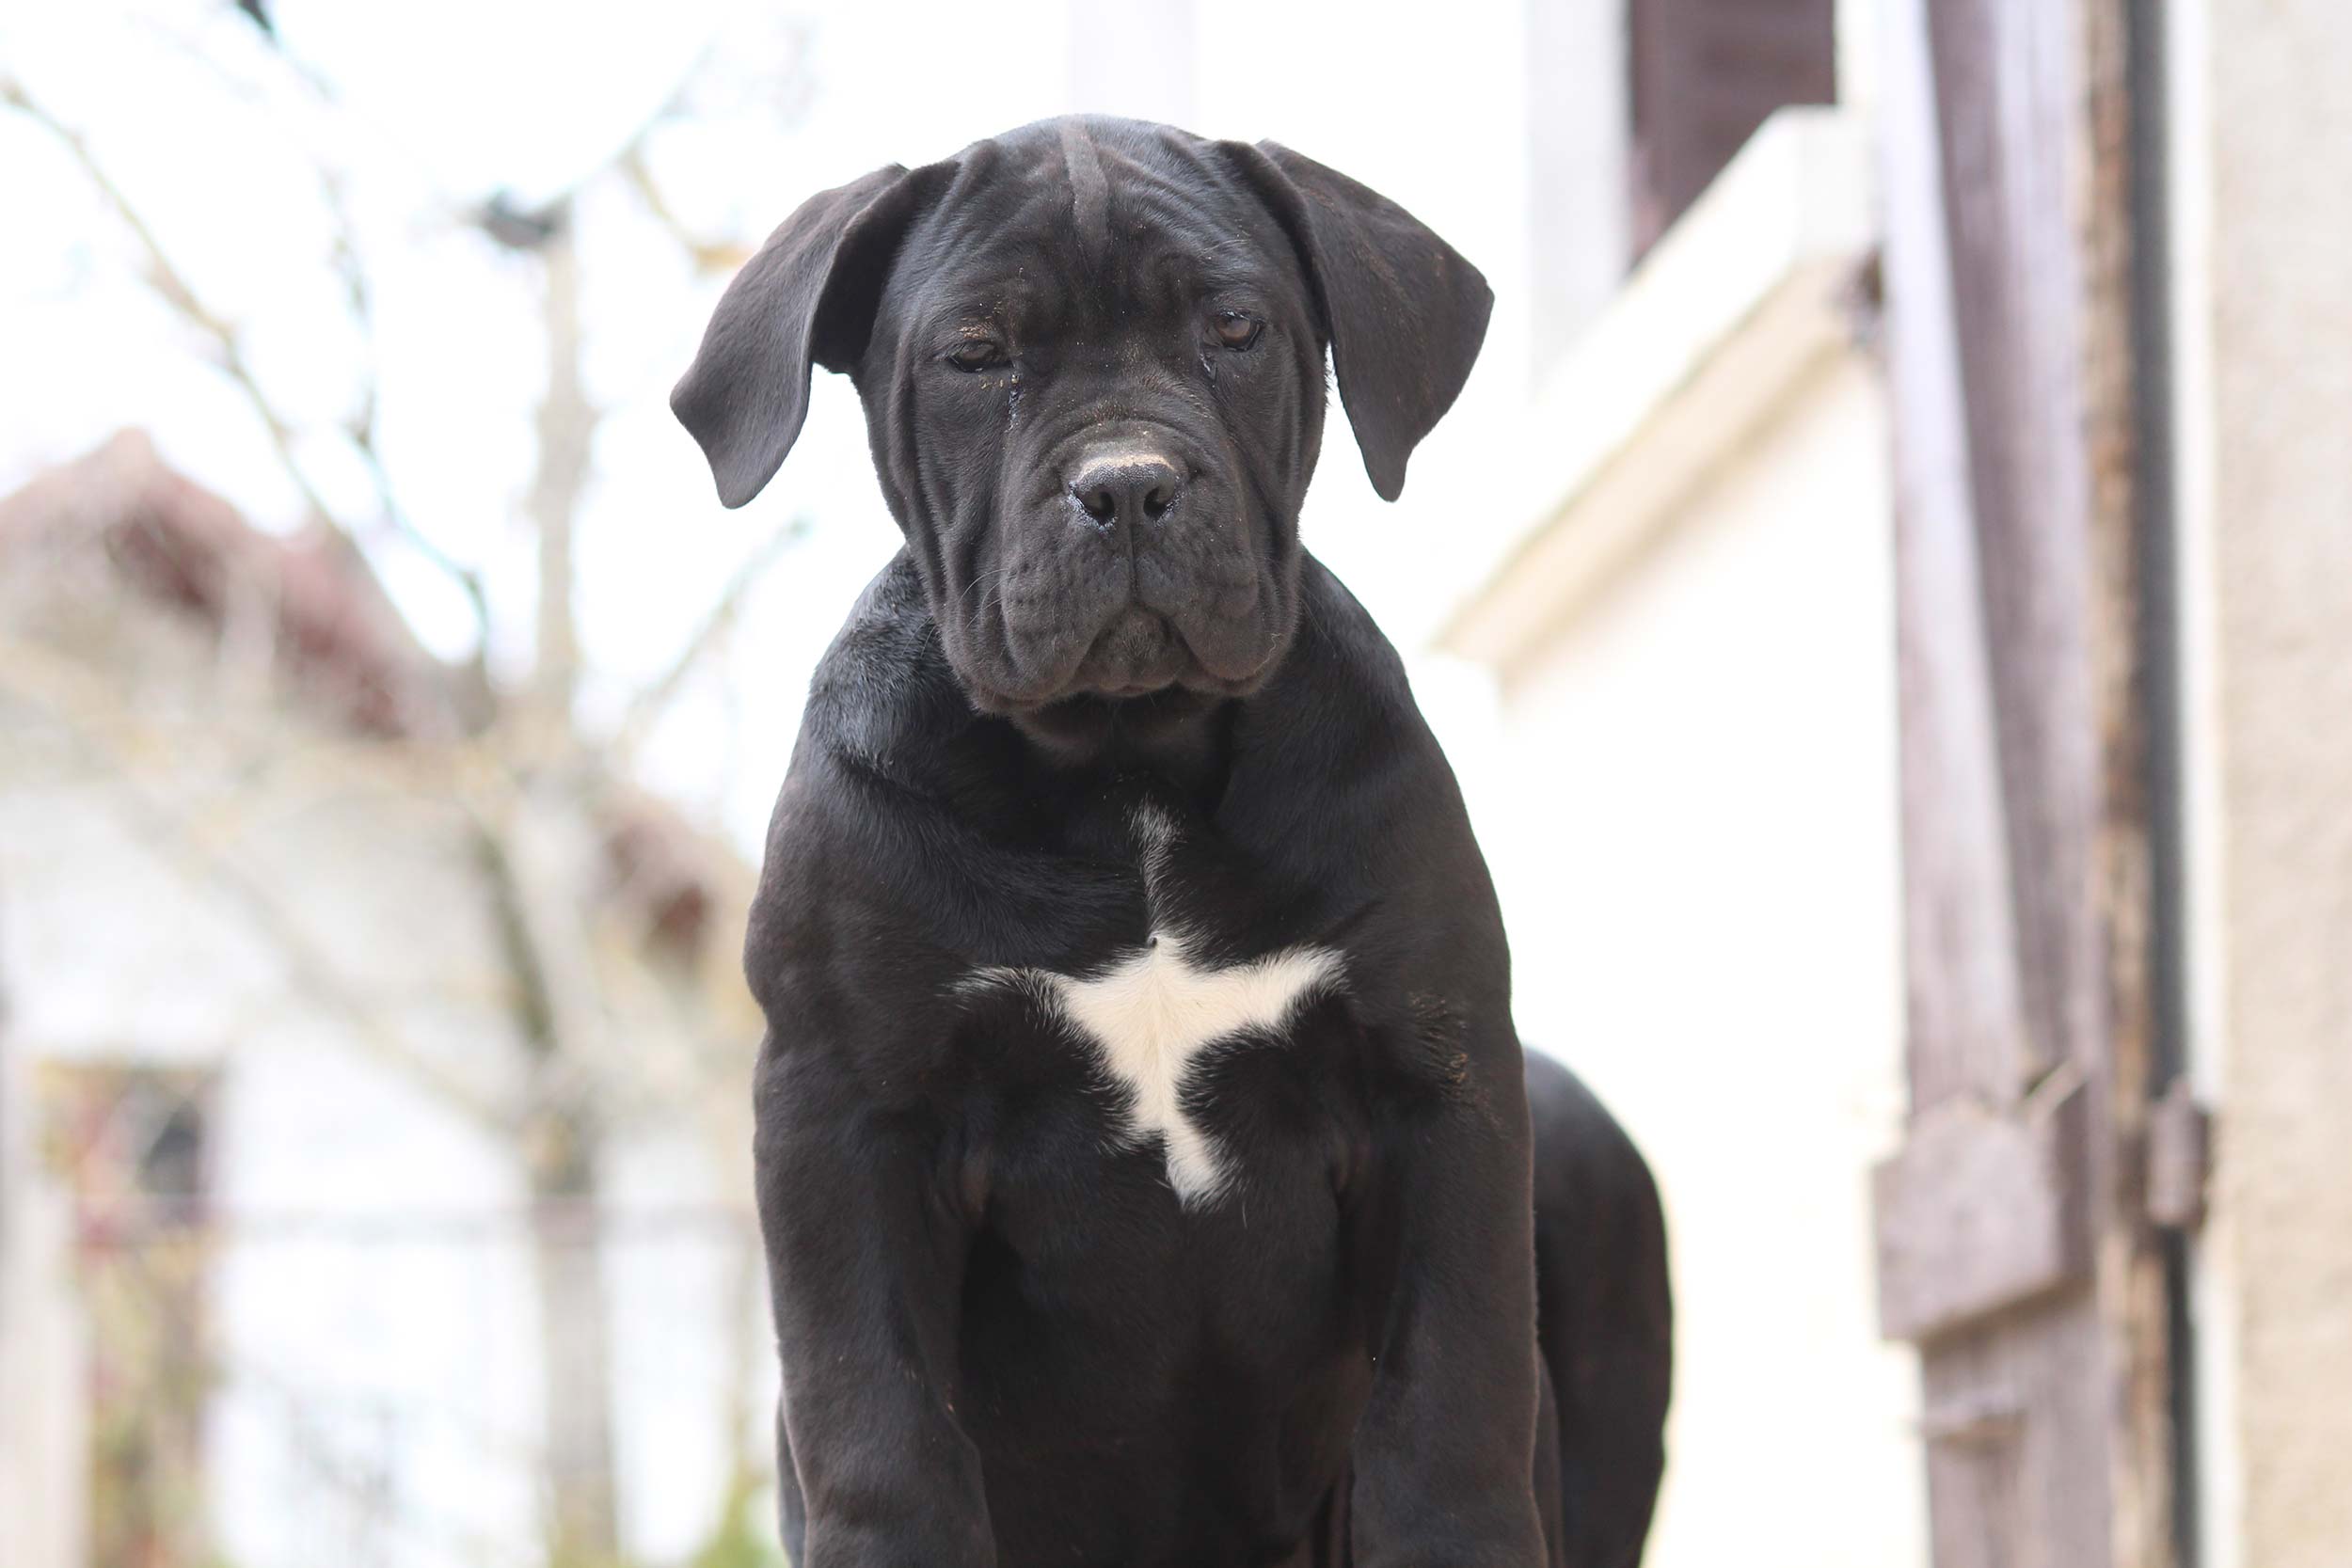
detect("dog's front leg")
[754,1033,993,1568]
[1351,1022,1549,1568]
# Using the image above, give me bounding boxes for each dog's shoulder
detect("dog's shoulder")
[742,555,971,1010]
[1224,556,1513,1017]
[1290,554,1416,701]
[798,551,971,785]
[746,553,1099,1041]
[1228,555,1454,827]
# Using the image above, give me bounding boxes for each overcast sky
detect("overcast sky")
[1,0,1537,851]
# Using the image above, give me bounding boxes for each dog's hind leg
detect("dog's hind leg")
[1526,1048,1673,1568]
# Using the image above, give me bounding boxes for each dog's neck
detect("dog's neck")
[1006,687,1236,801]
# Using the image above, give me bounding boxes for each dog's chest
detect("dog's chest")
[967,808,1343,1206]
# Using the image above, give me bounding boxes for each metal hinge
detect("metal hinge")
[2146,1078,2213,1231]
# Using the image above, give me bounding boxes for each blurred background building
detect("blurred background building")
[1,3,2345,1568]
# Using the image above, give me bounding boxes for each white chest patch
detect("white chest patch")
[973,931,1343,1206]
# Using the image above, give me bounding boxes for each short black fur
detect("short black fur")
[675,116,1671,1568]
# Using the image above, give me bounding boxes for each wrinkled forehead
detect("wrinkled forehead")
[887,119,1303,330]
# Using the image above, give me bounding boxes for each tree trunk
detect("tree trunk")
[528,1116,619,1568]
[478,811,622,1568]
[528,209,590,743]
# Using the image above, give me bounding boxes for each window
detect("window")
[39,1062,219,1568]
[1628,0,1839,254]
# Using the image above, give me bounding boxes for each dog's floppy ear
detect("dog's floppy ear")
[672,163,943,508]
[1223,141,1493,502]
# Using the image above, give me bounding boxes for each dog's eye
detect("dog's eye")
[1212,311,1263,351]
[946,341,1009,372]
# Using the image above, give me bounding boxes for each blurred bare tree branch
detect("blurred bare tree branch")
[0,11,815,1561]
[0,75,502,661]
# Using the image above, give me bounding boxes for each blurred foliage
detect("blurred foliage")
[682,1469,787,1568]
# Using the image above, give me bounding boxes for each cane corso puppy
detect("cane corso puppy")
[673,116,1672,1568]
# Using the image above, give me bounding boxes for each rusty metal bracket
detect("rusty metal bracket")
[2145,1078,2213,1231]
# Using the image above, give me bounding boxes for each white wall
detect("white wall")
[0,1057,88,1568]
[1458,353,1926,1568]
[0,622,760,1568]
[2188,2,2352,1563]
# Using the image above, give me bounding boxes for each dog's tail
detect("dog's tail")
[1526,1048,1673,1568]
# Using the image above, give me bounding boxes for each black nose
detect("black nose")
[1068,451,1184,529]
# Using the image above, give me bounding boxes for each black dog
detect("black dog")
[674,116,1671,1568]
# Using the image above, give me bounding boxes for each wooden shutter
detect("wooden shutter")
[1873,0,2189,1564]
[1627,0,1837,253]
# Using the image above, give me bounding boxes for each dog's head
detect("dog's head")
[674,116,1490,725]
